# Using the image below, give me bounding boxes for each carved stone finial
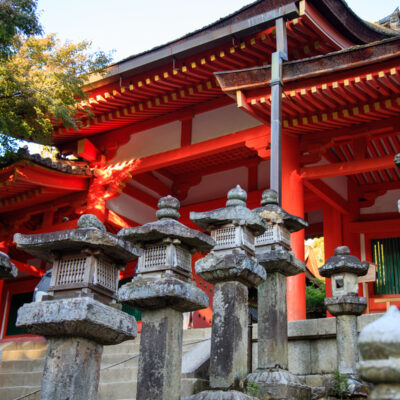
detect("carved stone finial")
[77,214,106,231]
[334,246,351,256]
[226,185,247,207]
[156,195,180,220]
[261,189,278,206]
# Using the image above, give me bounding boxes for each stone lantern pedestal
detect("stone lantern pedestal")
[185,186,267,400]
[0,251,17,278]
[246,189,310,400]
[15,214,139,400]
[118,196,213,400]
[358,306,400,400]
[319,246,369,397]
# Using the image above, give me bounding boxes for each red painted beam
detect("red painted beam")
[303,179,349,215]
[300,155,395,180]
[123,184,158,209]
[350,218,400,234]
[77,139,101,162]
[12,260,44,277]
[132,125,269,175]
[237,90,269,124]
[133,173,170,196]
[15,166,89,191]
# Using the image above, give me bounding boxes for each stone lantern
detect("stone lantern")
[358,306,400,400]
[14,214,139,400]
[186,185,266,400]
[319,246,368,382]
[118,195,213,400]
[0,251,17,279]
[246,189,310,400]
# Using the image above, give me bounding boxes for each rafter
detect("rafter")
[300,155,395,180]
[131,125,269,176]
[303,179,349,215]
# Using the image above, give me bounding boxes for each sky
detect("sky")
[36,0,400,63]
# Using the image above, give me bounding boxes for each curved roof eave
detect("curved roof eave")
[87,0,398,88]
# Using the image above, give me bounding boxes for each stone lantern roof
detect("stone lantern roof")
[14,214,139,268]
[358,306,400,362]
[0,251,18,279]
[253,189,308,233]
[190,185,267,236]
[319,246,369,277]
[118,195,215,251]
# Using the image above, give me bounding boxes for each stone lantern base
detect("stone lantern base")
[118,276,208,400]
[16,297,137,400]
[185,390,259,399]
[245,369,311,400]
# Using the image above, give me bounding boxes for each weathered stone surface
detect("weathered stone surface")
[190,186,266,236]
[358,306,400,385]
[258,273,288,370]
[156,195,181,220]
[118,195,215,251]
[119,218,215,251]
[118,276,209,312]
[335,314,360,376]
[319,246,369,277]
[137,308,183,400]
[77,213,106,231]
[40,337,102,400]
[394,153,400,168]
[325,296,367,316]
[16,297,137,345]
[253,189,308,233]
[256,249,305,276]
[185,390,258,400]
[210,281,249,390]
[246,369,311,400]
[14,226,139,266]
[196,253,266,287]
[0,251,18,279]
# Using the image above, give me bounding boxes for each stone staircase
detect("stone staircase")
[0,327,211,400]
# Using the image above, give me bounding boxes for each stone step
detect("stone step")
[99,367,138,383]
[97,381,137,400]
[0,370,43,387]
[0,358,45,373]
[0,385,41,400]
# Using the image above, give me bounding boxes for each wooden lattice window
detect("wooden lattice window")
[372,237,400,295]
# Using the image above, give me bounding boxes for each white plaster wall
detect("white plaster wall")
[321,176,348,200]
[191,104,262,144]
[360,189,400,214]
[107,193,156,224]
[113,121,181,162]
[181,167,248,205]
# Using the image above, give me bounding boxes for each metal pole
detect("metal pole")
[270,17,288,206]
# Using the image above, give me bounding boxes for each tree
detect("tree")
[0,1,111,157]
[0,0,42,59]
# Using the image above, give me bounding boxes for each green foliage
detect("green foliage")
[0,0,42,59]
[330,370,349,398]
[246,381,260,397]
[306,278,326,318]
[0,34,111,149]
[0,1,112,160]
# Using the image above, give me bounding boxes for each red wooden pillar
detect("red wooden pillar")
[282,133,306,321]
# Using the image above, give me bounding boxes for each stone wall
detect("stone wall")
[249,313,382,386]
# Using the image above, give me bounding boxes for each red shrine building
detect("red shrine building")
[1,0,400,340]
